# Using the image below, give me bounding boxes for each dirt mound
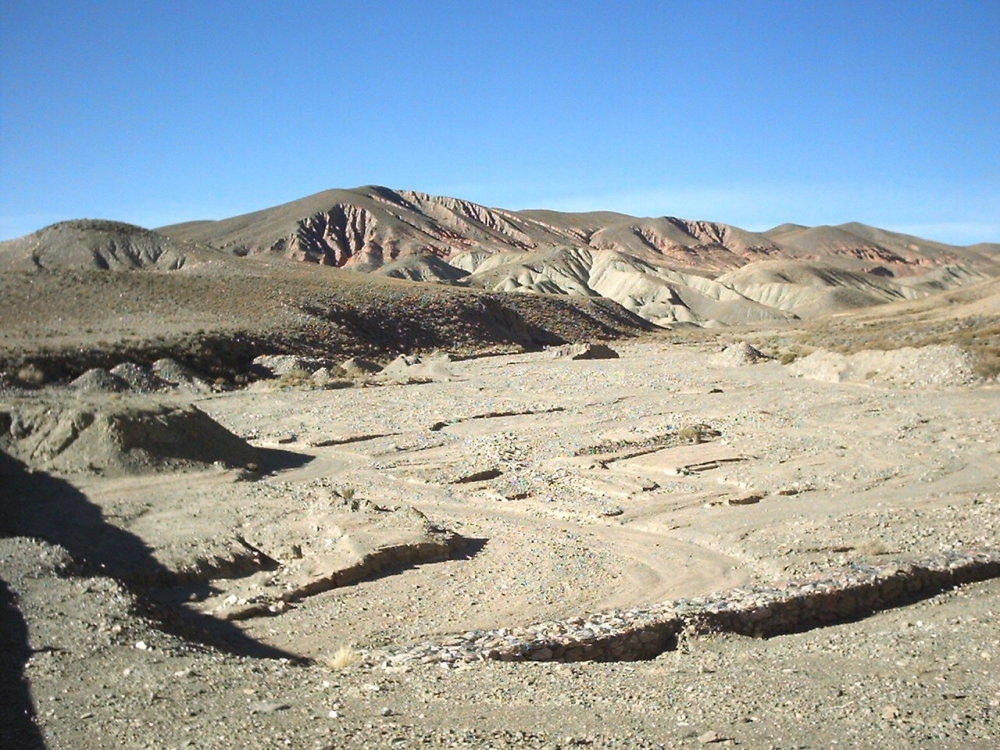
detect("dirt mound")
[184,487,463,621]
[252,354,339,378]
[109,362,167,392]
[787,345,979,387]
[151,358,213,392]
[714,341,768,366]
[69,364,188,393]
[340,357,383,376]
[548,342,620,360]
[379,353,454,381]
[308,367,353,388]
[69,368,130,392]
[0,403,258,475]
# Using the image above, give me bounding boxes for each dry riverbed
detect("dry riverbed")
[2,339,999,749]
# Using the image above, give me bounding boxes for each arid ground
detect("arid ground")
[2,191,999,749]
[3,336,999,749]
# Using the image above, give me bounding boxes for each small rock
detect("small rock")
[882,705,900,720]
[697,729,724,743]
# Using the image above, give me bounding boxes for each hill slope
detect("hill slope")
[156,186,999,326]
[0,220,227,271]
[3,187,997,332]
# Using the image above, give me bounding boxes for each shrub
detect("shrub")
[972,347,1000,380]
[678,423,718,444]
[276,368,313,388]
[16,364,47,386]
[324,645,359,670]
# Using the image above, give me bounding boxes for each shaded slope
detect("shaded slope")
[0,256,653,384]
[373,253,470,283]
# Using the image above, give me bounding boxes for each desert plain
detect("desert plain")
[2,189,999,749]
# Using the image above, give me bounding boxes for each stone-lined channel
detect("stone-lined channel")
[366,548,1000,666]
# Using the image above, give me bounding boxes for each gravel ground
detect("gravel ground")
[3,339,999,749]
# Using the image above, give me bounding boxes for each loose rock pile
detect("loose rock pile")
[367,548,1000,667]
[252,354,339,378]
[713,341,768,367]
[67,360,212,393]
[70,368,130,392]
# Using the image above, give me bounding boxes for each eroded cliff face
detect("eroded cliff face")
[275,196,791,274]
[144,185,999,327]
[288,205,383,267]
[157,185,999,278]
[268,191,555,268]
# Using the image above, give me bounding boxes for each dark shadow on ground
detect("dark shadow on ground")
[256,446,315,474]
[451,536,489,561]
[0,449,305,663]
[0,576,47,750]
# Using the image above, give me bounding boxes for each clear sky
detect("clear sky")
[2,1,998,244]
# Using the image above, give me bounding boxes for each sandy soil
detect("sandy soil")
[2,338,999,749]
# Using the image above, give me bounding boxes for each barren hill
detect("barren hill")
[0,219,227,272]
[155,186,1000,327]
[4,188,996,331]
[3,191,1000,750]
[0,250,653,386]
[159,185,1000,274]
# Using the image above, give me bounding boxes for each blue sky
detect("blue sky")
[2,1,998,244]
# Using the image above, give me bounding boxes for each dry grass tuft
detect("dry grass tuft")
[855,538,892,556]
[276,368,313,388]
[972,347,1000,380]
[678,423,720,444]
[324,645,360,670]
[16,363,48,386]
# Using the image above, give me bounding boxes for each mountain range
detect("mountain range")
[4,185,999,328]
